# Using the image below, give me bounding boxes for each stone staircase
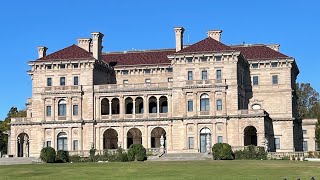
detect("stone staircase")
[0,157,42,165]
[148,153,212,161]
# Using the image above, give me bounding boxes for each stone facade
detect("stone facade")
[9,27,314,157]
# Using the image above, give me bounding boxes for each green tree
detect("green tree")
[0,107,26,154]
[296,83,320,119]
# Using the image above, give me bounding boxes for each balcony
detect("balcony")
[185,79,226,87]
[43,85,82,93]
[11,117,29,123]
[96,82,173,92]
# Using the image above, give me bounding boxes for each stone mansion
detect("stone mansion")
[9,27,316,157]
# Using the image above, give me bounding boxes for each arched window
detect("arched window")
[200,94,209,111]
[58,99,67,116]
[101,98,109,115]
[57,132,67,150]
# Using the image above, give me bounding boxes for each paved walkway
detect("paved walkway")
[0,157,42,165]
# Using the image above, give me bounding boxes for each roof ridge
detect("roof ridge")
[103,48,175,55]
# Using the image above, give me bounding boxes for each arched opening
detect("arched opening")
[127,128,142,149]
[101,98,109,115]
[244,126,257,146]
[149,96,157,113]
[151,127,166,148]
[200,127,211,153]
[17,133,29,157]
[135,97,144,114]
[125,97,133,114]
[58,99,67,116]
[103,129,118,149]
[111,98,120,114]
[159,96,168,113]
[57,132,68,150]
[200,94,210,111]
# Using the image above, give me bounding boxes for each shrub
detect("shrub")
[212,143,233,160]
[234,145,267,160]
[89,146,96,162]
[127,144,146,161]
[69,154,82,163]
[116,147,128,162]
[40,147,56,163]
[56,150,69,163]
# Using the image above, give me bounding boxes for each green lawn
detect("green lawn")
[0,160,319,180]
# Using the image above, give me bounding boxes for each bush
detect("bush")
[89,146,96,162]
[69,154,82,163]
[56,150,69,163]
[40,147,56,163]
[116,147,128,162]
[234,145,267,160]
[212,143,233,160]
[127,144,146,161]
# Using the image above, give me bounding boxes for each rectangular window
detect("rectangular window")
[275,138,280,150]
[253,76,259,86]
[215,56,222,61]
[188,100,193,112]
[201,57,207,62]
[271,62,278,68]
[74,76,79,86]
[73,63,79,68]
[303,141,308,151]
[168,77,173,82]
[303,130,307,134]
[188,71,193,80]
[252,63,258,68]
[218,136,223,143]
[60,64,65,69]
[73,140,79,151]
[46,106,51,117]
[272,75,278,85]
[201,70,208,80]
[216,99,222,111]
[122,70,129,75]
[47,78,52,86]
[186,57,193,63]
[200,98,210,111]
[46,65,52,69]
[144,69,151,74]
[167,67,173,72]
[188,137,194,149]
[216,69,222,80]
[73,105,78,116]
[46,141,51,147]
[60,77,66,86]
[123,80,128,84]
[145,79,151,84]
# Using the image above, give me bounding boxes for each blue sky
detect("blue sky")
[0,0,319,120]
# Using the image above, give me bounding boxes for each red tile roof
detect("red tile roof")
[176,37,233,54]
[232,45,289,60]
[37,44,94,61]
[102,50,175,66]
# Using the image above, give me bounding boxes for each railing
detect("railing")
[43,85,82,93]
[96,82,173,91]
[11,117,29,123]
[99,113,167,120]
[185,79,226,86]
[268,152,307,160]
[238,109,265,115]
[199,111,210,116]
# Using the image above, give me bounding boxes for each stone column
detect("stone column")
[157,97,160,118]
[223,91,227,115]
[194,92,198,116]
[96,126,100,151]
[7,131,11,155]
[123,127,127,149]
[120,95,124,119]
[194,123,198,151]
[206,134,211,153]
[69,97,73,121]
[79,126,83,152]
[224,121,228,143]
[184,123,187,149]
[168,94,172,117]
[52,97,56,121]
[43,98,46,121]
[143,125,148,148]
[143,95,148,118]
[132,100,136,118]
[79,96,83,120]
[211,92,215,116]
[96,97,100,120]
[52,128,56,150]
[109,100,112,120]
[167,124,172,151]
[68,127,72,151]
[42,128,46,148]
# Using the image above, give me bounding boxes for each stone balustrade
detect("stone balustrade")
[43,85,82,93]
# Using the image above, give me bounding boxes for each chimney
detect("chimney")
[267,44,280,52]
[37,46,48,59]
[174,27,185,52]
[207,30,222,42]
[91,32,104,60]
[77,38,92,52]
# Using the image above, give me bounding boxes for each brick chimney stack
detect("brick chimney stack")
[207,30,222,42]
[91,32,104,60]
[37,46,48,59]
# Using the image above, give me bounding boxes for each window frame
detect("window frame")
[253,76,259,86]
[47,77,52,87]
[46,105,52,117]
[73,76,79,86]
[187,71,193,80]
[200,94,210,111]
[275,138,280,150]
[272,75,278,85]
[218,136,223,143]
[216,69,222,80]
[216,99,222,111]
[60,77,66,86]
[187,100,193,112]
[73,105,79,116]
[201,70,208,80]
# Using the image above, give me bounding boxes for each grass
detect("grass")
[0,160,319,180]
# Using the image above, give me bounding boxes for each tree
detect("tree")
[0,107,26,154]
[296,83,320,119]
